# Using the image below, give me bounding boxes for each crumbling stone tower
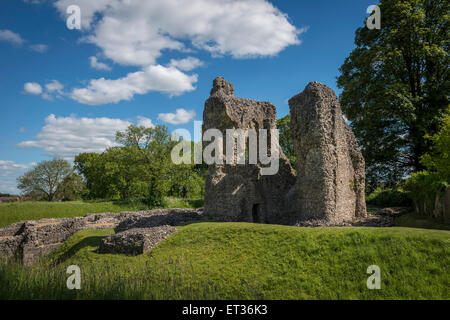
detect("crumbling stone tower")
[289,82,366,223]
[203,77,296,224]
[203,77,366,225]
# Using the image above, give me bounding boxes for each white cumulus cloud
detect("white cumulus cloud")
[24,82,43,95]
[70,65,198,105]
[24,80,64,100]
[168,57,204,71]
[0,29,25,45]
[89,56,111,71]
[18,114,154,160]
[0,29,49,53]
[0,160,37,195]
[137,116,154,128]
[54,0,302,66]
[45,80,64,94]
[48,0,303,105]
[158,108,196,125]
[0,160,36,173]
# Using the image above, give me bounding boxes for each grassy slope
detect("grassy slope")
[1,222,448,300]
[0,198,202,228]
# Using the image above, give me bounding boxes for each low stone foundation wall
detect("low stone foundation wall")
[0,208,203,266]
[98,226,177,255]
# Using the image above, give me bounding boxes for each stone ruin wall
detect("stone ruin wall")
[203,77,366,225]
[0,209,203,265]
[289,82,366,223]
[203,77,296,225]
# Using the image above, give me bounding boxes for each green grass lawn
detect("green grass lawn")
[1,222,448,299]
[0,197,203,228]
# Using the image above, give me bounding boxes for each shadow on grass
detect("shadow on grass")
[187,199,204,208]
[177,220,215,227]
[394,213,450,231]
[53,235,105,265]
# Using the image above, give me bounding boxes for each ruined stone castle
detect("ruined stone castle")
[203,77,366,225]
[0,77,367,265]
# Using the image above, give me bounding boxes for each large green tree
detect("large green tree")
[59,173,85,201]
[74,153,103,198]
[75,124,205,204]
[116,125,175,203]
[337,0,449,188]
[17,159,73,201]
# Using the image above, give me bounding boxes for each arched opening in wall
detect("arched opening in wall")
[252,204,260,223]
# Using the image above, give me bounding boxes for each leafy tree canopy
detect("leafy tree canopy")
[277,115,297,167]
[421,106,450,182]
[17,159,73,201]
[337,0,449,188]
[75,124,205,205]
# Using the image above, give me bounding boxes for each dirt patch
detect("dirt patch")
[37,221,61,227]
[295,208,412,228]
[86,222,116,228]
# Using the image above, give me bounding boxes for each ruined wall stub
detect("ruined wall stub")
[289,82,366,223]
[203,77,296,224]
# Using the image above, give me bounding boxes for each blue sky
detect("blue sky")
[0,0,375,194]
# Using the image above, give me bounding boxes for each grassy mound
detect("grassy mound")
[1,222,448,299]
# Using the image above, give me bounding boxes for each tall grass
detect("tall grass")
[1,223,448,300]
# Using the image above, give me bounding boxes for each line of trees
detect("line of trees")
[17,124,207,205]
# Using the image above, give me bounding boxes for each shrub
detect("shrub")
[403,171,448,217]
[420,107,450,183]
[366,188,412,207]
[401,108,450,219]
